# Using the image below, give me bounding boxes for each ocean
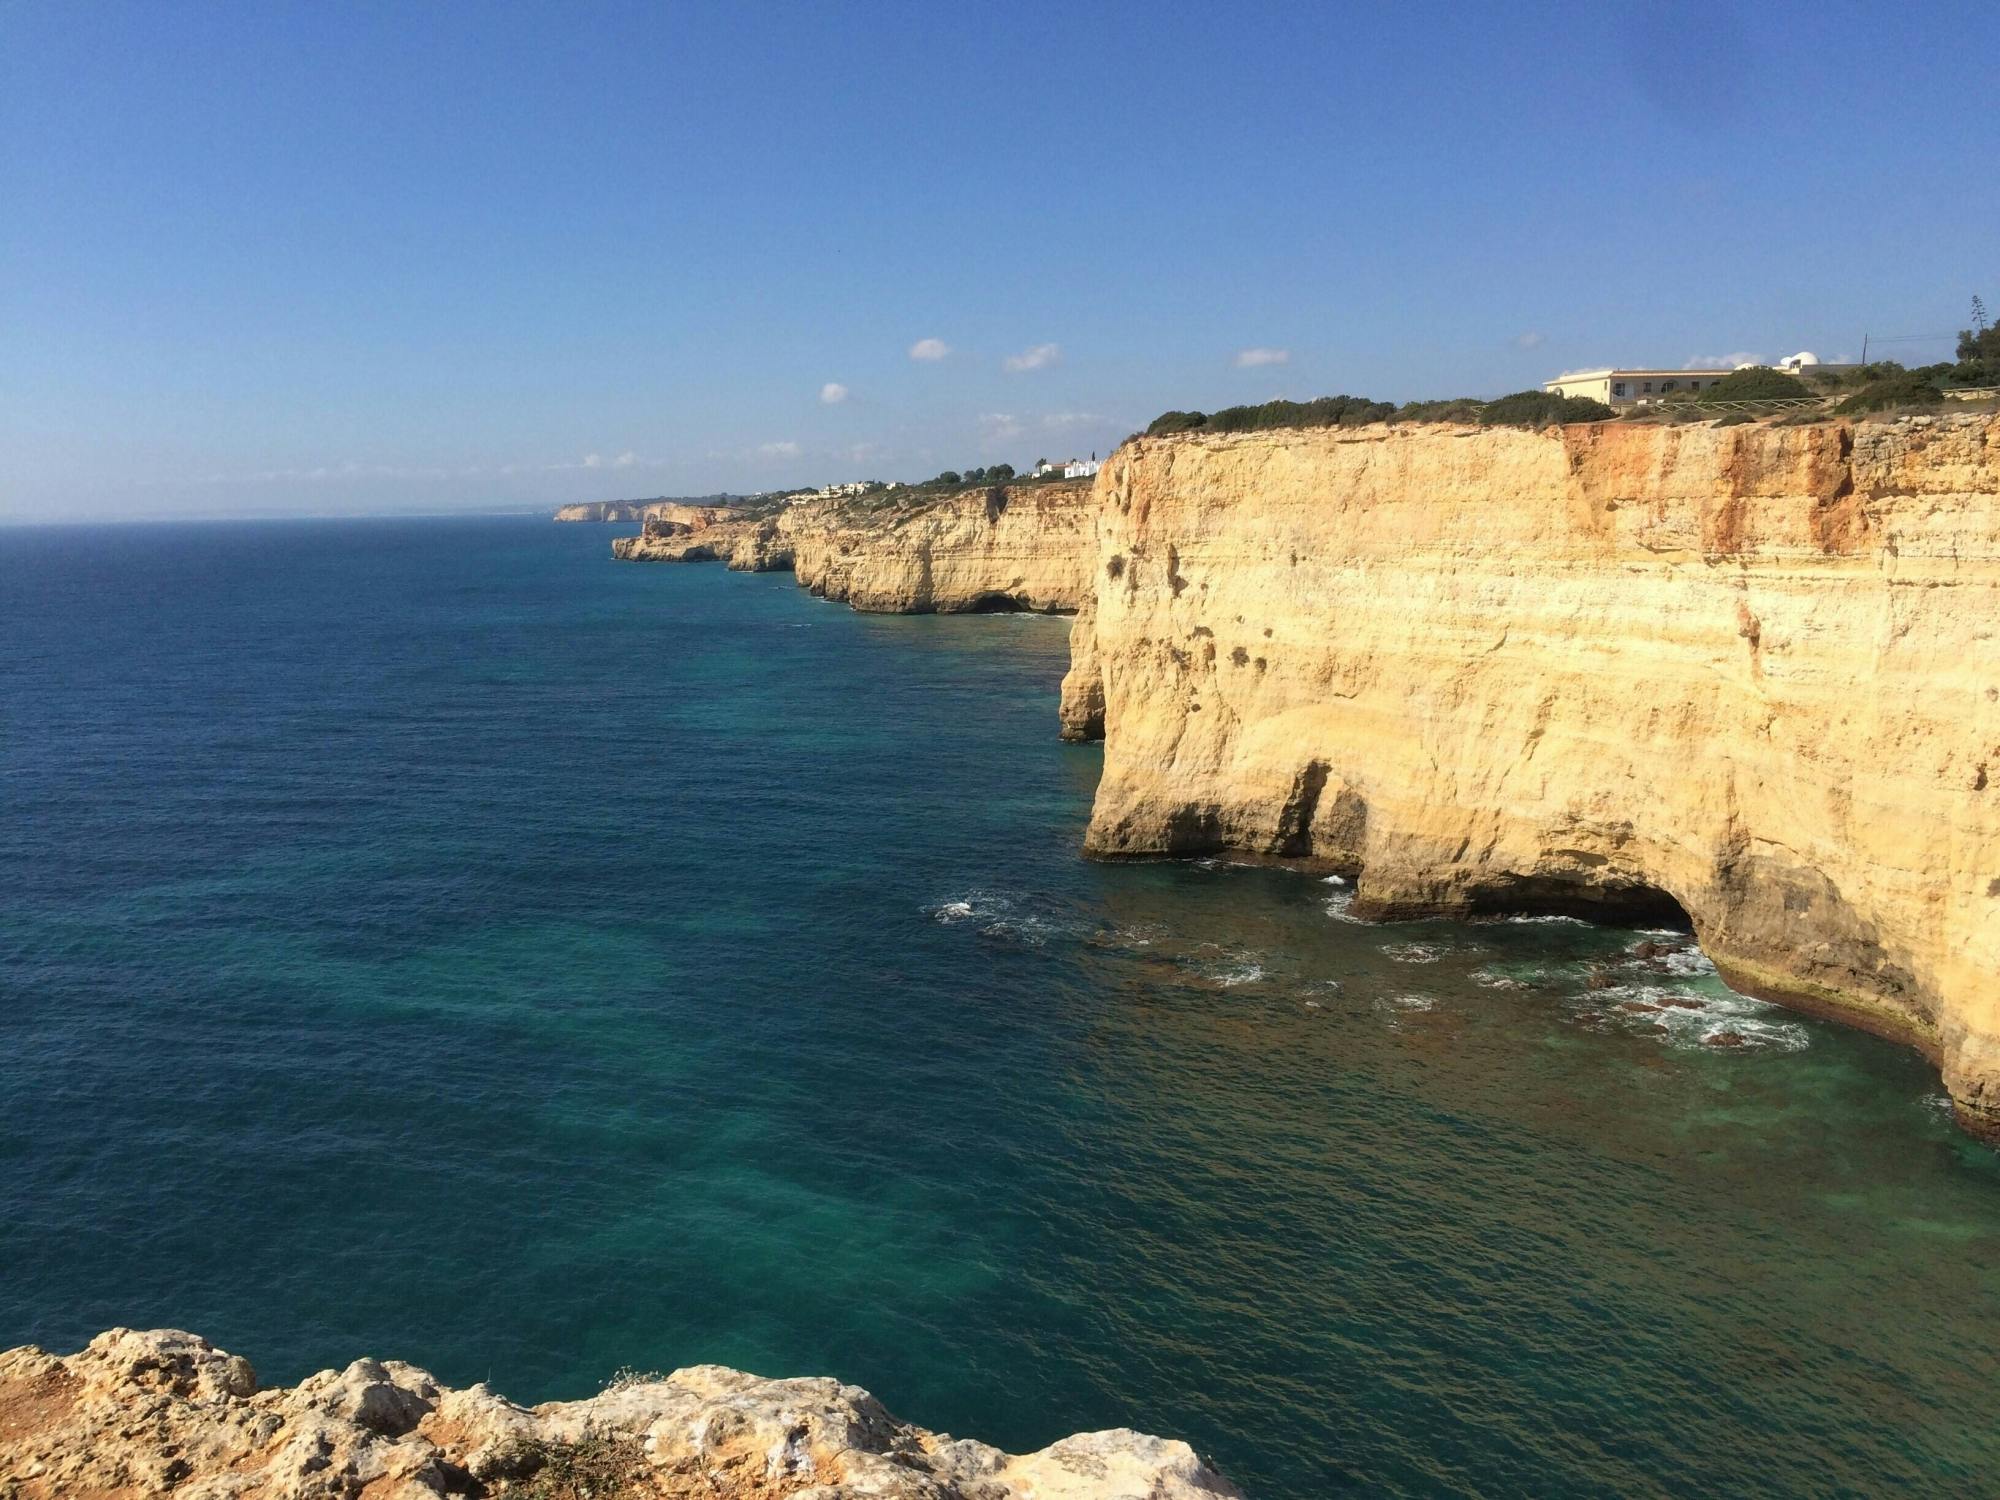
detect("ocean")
[3,516,1996,1497]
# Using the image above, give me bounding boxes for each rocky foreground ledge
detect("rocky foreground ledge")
[0,1329,1240,1499]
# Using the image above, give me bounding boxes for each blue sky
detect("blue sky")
[4,1,1995,520]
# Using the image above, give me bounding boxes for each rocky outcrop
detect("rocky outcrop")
[785,482,1094,613]
[554,501,649,522]
[639,503,745,531]
[611,481,1095,615]
[1071,414,2000,1138]
[0,1328,1239,1499]
[611,508,783,567]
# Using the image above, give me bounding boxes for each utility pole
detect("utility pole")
[1861,333,1869,365]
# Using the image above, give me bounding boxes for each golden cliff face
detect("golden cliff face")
[785,481,1094,613]
[1071,415,2000,1136]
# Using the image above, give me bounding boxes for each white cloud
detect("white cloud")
[582,452,604,469]
[758,440,801,458]
[1002,342,1061,373]
[1234,346,1290,368]
[1685,352,1764,369]
[908,338,950,362]
[1042,411,1108,430]
[978,412,1026,443]
[613,451,638,468]
[1513,331,1546,350]
[820,382,849,404]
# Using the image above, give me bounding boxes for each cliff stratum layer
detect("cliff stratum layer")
[1064,414,2000,1136]
[612,482,1094,614]
[0,1329,1238,1499]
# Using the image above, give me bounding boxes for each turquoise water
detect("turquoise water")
[4,517,1998,1497]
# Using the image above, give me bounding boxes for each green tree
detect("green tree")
[989,462,1016,481]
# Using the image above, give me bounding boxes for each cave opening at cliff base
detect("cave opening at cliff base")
[1454,872,1695,932]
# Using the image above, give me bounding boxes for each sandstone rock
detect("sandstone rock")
[783,482,1093,614]
[1073,415,2000,1138]
[0,1329,1240,1499]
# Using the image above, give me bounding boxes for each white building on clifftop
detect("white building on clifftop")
[1543,368,1740,407]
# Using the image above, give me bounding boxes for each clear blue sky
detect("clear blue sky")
[4,1,1994,520]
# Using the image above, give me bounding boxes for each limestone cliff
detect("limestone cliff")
[785,481,1093,613]
[640,502,746,531]
[1069,414,2000,1137]
[611,481,1095,615]
[612,514,788,569]
[554,501,648,523]
[0,1328,1238,1499]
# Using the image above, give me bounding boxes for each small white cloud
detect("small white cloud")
[1042,411,1108,430]
[758,440,801,458]
[820,382,849,405]
[612,451,638,469]
[1234,347,1290,368]
[1003,342,1061,373]
[1685,352,1764,369]
[908,338,950,362]
[582,452,604,469]
[979,412,1026,442]
[1513,331,1546,350]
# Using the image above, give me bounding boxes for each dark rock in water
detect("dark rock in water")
[1705,1030,1750,1048]
[1660,997,1707,1011]
[1617,999,1663,1014]
[1586,967,1615,991]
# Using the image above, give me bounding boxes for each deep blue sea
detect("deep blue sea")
[4,517,1999,1497]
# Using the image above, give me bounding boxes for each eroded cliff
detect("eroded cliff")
[1068,414,2000,1137]
[611,481,1095,614]
[0,1328,1238,1499]
[786,481,1093,613]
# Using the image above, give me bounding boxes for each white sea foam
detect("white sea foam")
[1212,961,1266,987]
[1470,968,1529,990]
[1589,982,1809,1053]
[1382,942,1444,965]
[1324,889,1367,924]
[1653,946,1716,978]
[1374,993,1438,1023]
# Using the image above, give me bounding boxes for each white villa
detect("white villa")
[1545,353,1856,408]
[1544,368,1742,406]
[1035,455,1101,479]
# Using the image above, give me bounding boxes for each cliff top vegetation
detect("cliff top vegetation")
[1143,390,1613,439]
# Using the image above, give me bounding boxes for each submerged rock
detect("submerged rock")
[0,1328,1241,1499]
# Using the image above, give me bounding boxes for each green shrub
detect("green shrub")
[1477,390,1615,427]
[1144,395,1394,438]
[1695,365,1810,402]
[1833,373,1946,414]
[505,1428,649,1499]
[1392,397,1486,423]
